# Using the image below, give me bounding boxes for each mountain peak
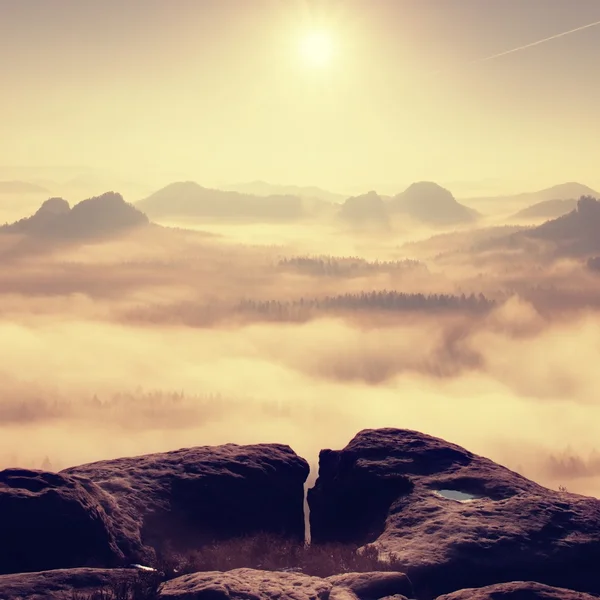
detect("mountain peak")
[35,197,70,216]
[2,191,148,239]
[338,191,389,228]
[404,181,453,194]
[390,181,477,224]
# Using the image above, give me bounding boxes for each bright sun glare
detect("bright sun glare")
[299,30,336,68]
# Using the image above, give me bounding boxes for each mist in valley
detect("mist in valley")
[1,200,600,501]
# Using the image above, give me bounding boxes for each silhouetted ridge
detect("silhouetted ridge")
[1,192,149,238]
[517,195,600,254]
[510,198,578,221]
[477,196,600,257]
[137,181,312,221]
[462,182,600,211]
[225,180,347,203]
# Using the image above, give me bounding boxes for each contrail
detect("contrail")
[474,19,600,64]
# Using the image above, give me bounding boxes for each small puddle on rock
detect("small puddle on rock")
[434,489,481,502]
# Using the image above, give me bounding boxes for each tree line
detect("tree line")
[278,255,425,277]
[238,290,494,320]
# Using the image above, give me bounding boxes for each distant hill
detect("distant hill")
[0,181,50,194]
[137,181,329,222]
[223,181,347,204]
[509,198,579,222]
[337,191,391,230]
[462,182,600,214]
[523,196,600,247]
[388,182,479,225]
[1,192,149,239]
[403,224,527,258]
[481,195,600,257]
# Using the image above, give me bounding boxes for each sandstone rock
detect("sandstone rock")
[0,568,142,600]
[308,428,600,597]
[327,572,413,599]
[159,568,331,600]
[63,443,309,551]
[436,581,600,600]
[0,469,147,575]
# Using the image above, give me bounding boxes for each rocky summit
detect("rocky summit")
[63,443,309,552]
[308,428,600,598]
[2,431,599,599]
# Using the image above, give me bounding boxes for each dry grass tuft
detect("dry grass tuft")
[72,533,404,599]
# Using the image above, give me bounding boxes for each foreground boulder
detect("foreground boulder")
[159,568,331,600]
[436,581,600,600]
[308,428,600,597]
[160,569,413,600]
[0,469,147,575]
[63,443,309,551]
[0,568,145,600]
[327,572,413,600]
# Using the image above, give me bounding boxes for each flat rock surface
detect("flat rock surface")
[0,469,146,575]
[159,568,331,600]
[0,568,142,600]
[436,581,600,600]
[308,428,600,597]
[63,443,309,551]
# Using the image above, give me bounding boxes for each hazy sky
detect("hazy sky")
[2,0,600,192]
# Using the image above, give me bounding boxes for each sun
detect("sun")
[299,30,336,68]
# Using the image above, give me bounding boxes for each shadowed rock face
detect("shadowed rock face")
[0,568,144,600]
[0,469,147,575]
[308,428,600,598]
[309,445,414,545]
[436,581,600,600]
[63,443,309,552]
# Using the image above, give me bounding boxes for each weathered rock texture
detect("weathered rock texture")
[0,568,142,600]
[326,572,413,600]
[160,569,413,600]
[159,568,331,600]
[0,469,146,575]
[308,428,600,598]
[436,581,600,600]
[63,443,309,551]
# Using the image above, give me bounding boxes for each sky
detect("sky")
[1,0,600,194]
